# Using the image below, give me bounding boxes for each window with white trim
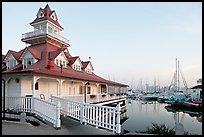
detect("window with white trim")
[73,64,81,71]
[56,59,59,66]
[63,61,66,68]
[48,26,53,33]
[7,59,16,69]
[23,58,34,69]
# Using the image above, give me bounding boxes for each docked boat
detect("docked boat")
[141,93,158,101]
[169,100,202,111]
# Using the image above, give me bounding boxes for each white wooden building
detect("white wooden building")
[2,4,128,103]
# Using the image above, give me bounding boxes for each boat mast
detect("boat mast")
[175,58,178,92]
[177,60,180,92]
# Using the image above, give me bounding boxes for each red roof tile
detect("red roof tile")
[68,56,79,65]
[48,47,66,60]
[3,63,23,73]
[81,61,89,69]
[27,47,41,59]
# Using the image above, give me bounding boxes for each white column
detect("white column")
[32,76,36,97]
[4,80,8,110]
[96,84,100,102]
[82,82,86,103]
[106,84,109,100]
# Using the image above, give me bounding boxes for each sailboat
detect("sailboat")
[162,58,189,104]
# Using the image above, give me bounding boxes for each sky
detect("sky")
[2,2,202,89]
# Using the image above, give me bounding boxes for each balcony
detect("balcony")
[22,30,70,46]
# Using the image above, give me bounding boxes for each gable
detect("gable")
[5,52,16,62]
[55,51,68,62]
[86,62,94,70]
[50,11,58,21]
[19,48,34,61]
[37,8,44,18]
[73,58,83,67]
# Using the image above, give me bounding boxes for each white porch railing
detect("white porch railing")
[5,96,32,112]
[22,30,70,45]
[51,95,121,134]
[33,97,61,128]
[4,96,61,128]
[63,94,127,104]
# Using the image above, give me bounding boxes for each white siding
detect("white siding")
[20,77,32,96]
[72,58,82,71]
[6,54,17,69]
[35,79,58,100]
[7,79,21,96]
[55,52,67,68]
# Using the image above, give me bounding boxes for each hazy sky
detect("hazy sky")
[2,2,202,89]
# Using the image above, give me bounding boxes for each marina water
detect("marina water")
[121,99,202,135]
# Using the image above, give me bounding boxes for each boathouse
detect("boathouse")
[2,4,128,133]
[2,4,128,101]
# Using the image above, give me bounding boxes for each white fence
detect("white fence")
[51,95,121,134]
[4,96,61,128]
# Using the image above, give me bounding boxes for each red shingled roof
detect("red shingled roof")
[48,47,66,60]
[30,4,63,29]
[27,47,41,59]
[2,55,5,61]
[81,61,94,70]
[81,61,89,69]
[68,56,79,65]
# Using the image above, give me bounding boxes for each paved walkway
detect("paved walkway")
[2,116,115,135]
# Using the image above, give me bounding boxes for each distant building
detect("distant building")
[189,85,202,99]
[2,4,128,101]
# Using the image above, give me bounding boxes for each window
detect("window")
[23,58,33,69]
[54,29,58,33]
[63,61,66,68]
[60,60,62,66]
[7,60,16,69]
[79,86,83,94]
[56,59,59,66]
[35,82,39,90]
[48,26,53,33]
[87,87,91,94]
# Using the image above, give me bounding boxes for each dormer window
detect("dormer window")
[37,10,44,18]
[73,64,81,71]
[50,12,57,21]
[23,58,33,69]
[86,68,92,74]
[7,59,16,69]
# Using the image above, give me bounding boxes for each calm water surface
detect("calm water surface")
[121,99,202,135]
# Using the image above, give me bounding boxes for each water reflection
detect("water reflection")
[165,105,202,123]
[122,99,202,135]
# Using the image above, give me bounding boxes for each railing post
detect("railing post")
[116,103,121,134]
[80,102,84,124]
[31,96,35,113]
[56,102,61,129]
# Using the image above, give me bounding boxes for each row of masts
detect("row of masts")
[129,58,188,93]
[169,58,188,92]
